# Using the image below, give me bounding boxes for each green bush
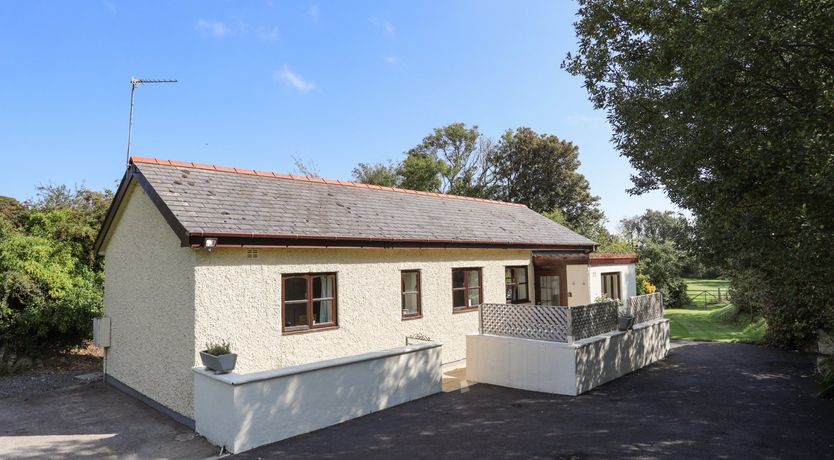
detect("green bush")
[0,187,110,357]
[0,232,103,355]
[661,278,690,309]
[204,341,232,356]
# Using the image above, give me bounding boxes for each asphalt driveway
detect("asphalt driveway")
[235,342,834,459]
[0,382,217,459]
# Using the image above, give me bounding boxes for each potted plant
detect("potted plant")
[200,341,237,374]
[618,314,635,331]
[597,295,633,331]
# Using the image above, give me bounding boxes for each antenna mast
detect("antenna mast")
[126,77,177,165]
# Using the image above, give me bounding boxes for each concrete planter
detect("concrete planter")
[200,352,237,374]
[618,315,634,331]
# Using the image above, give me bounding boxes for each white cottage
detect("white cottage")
[94,157,637,427]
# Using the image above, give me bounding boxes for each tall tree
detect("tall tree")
[565,0,834,347]
[351,162,399,187]
[492,127,604,229]
[619,210,688,249]
[405,123,495,195]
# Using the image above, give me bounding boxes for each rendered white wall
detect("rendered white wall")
[193,343,442,453]
[193,247,531,371]
[466,334,578,394]
[588,263,637,302]
[566,264,590,306]
[574,319,670,393]
[466,319,669,396]
[102,183,197,418]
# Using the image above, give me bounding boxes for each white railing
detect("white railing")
[625,292,664,324]
[479,301,619,343]
[480,303,570,342]
[570,301,619,341]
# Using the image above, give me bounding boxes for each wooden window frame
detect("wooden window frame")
[452,267,483,313]
[601,271,622,302]
[505,265,530,304]
[282,272,338,335]
[401,270,422,320]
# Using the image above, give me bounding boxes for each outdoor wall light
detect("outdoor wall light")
[204,237,218,251]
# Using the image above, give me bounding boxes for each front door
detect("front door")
[535,267,568,306]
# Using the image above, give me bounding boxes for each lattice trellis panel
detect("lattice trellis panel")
[480,303,570,342]
[569,302,619,341]
[627,293,664,324]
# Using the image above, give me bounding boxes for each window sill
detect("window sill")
[402,314,423,321]
[452,306,479,314]
[283,325,339,336]
[506,299,531,305]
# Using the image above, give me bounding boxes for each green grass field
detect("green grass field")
[683,278,730,309]
[665,278,766,343]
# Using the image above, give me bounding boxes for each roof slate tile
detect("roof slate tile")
[131,159,596,247]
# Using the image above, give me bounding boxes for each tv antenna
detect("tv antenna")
[126,77,177,165]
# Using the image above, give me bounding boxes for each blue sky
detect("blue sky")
[0,1,677,230]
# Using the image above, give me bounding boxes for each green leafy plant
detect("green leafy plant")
[565,0,834,349]
[204,341,232,356]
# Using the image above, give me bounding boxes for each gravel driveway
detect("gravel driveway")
[0,368,99,399]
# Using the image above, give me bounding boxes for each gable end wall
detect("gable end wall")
[103,183,197,418]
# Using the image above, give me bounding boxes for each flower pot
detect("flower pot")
[200,351,237,374]
[618,315,634,331]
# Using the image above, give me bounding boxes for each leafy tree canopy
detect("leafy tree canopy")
[0,185,111,355]
[565,0,834,346]
[352,123,608,243]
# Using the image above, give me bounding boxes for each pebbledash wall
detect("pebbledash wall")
[589,263,637,301]
[102,183,197,418]
[102,181,534,420]
[563,263,637,306]
[193,247,532,372]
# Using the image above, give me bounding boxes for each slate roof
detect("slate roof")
[96,157,597,252]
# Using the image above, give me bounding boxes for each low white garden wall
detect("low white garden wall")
[193,342,442,453]
[466,319,669,395]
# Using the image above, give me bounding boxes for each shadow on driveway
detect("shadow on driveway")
[0,383,217,459]
[235,342,834,459]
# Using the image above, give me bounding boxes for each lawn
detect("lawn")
[683,277,730,309]
[665,278,766,343]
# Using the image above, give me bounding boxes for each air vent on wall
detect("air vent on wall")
[247,249,259,259]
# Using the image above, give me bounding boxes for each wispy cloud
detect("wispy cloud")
[257,26,280,42]
[383,56,400,65]
[102,0,116,15]
[196,19,230,38]
[275,65,316,93]
[308,5,320,23]
[370,17,394,35]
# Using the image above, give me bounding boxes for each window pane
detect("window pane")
[505,268,514,284]
[284,277,307,302]
[506,284,515,302]
[452,270,465,288]
[403,293,419,315]
[453,289,466,308]
[517,268,527,283]
[313,275,334,299]
[402,272,418,292]
[313,300,333,324]
[468,287,481,305]
[468,269,480,288]
[285,302,307,327]
[518,282,528,300]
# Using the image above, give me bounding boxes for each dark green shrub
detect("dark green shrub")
[0,232,102,355]
[661,278,690,309]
